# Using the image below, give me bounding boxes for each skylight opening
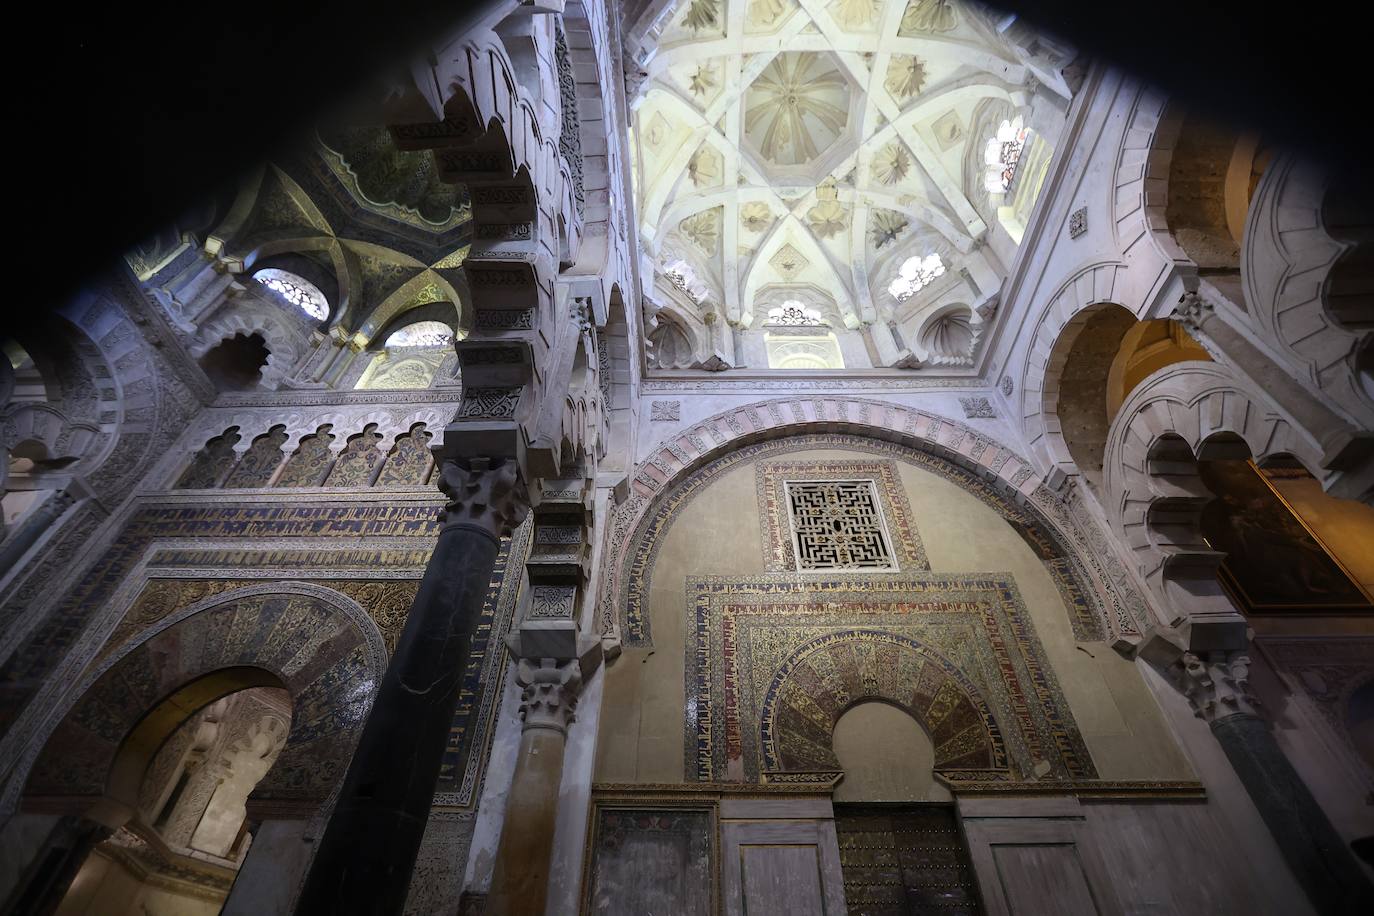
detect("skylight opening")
[385,321,455,348]
[254,268,329,321]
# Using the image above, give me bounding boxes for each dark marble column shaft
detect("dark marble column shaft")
[293,522,500,915]
[1212,712,1374,914]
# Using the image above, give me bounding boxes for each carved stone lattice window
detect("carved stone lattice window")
[784,479,896,571]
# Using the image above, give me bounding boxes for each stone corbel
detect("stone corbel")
[506,474,601,673]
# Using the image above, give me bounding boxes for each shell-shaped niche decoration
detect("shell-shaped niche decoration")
[872,142,912,185]
[689,147,722,187]
[884,56,928,101]
[648,319,696,369]
[680,209,721,255]
[644,113,670,150]
[741,201,774,232]
[900,0,957,34]
[750,0,789,27]
[868,209,910,248]
[918,306,981,366]
[830,0,878,28]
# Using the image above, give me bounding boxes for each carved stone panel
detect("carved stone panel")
[585,807,714,915]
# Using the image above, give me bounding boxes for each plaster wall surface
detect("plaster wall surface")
[595,442,1191,784]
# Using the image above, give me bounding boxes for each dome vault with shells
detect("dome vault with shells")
[626,0,1076,372]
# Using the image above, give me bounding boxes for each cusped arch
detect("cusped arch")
[190,303,307,390]
[761,631,1006,778]
[606,397,1150,651]
[8,582,386,819]
[1102,361,1331,613]
[1243,152,1373,425]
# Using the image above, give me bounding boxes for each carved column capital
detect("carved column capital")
[1173,290,1214,329]
[436,457,530,540]
[1175,649,1261,724]
[516,657,583,736]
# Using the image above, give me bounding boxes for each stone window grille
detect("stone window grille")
[784,479,897,571]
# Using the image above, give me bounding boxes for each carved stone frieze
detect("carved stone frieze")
[649,400,681,422]
[457,387,522,420]
[958,396,996,419]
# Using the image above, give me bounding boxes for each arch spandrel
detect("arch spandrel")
[606,397,1152,652]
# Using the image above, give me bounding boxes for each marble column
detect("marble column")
[1178,650,1374,914]
[293,456,528,915]
[485,658,582,914]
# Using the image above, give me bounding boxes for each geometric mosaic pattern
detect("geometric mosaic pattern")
[685,575,1097,784]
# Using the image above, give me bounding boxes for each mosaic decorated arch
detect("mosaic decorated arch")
[686,574,1097,784]
[21,584,385,811]
[608,397,1152,650]
[761,631,1007,777]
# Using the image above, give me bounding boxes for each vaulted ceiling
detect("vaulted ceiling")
[630,0,1064,358]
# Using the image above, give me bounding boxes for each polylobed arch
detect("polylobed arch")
[605,397,1152,651]
[1102,360,1338,626]
[7,583,387,822]
[1243,152,1374,427]
[189,302,307,390]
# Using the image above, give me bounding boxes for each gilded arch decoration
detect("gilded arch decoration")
[761,630,1006,775]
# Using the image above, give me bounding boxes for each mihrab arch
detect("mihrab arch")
[761,630,1007,779]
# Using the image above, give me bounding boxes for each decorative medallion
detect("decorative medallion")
[872,142,912,185]
[884,55,928,101]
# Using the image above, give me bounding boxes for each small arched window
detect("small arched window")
[984,117,1030,194]
[887,253,945,302]
[766,301,825,326]
[385,321,454,348]
[254,268,329,321]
